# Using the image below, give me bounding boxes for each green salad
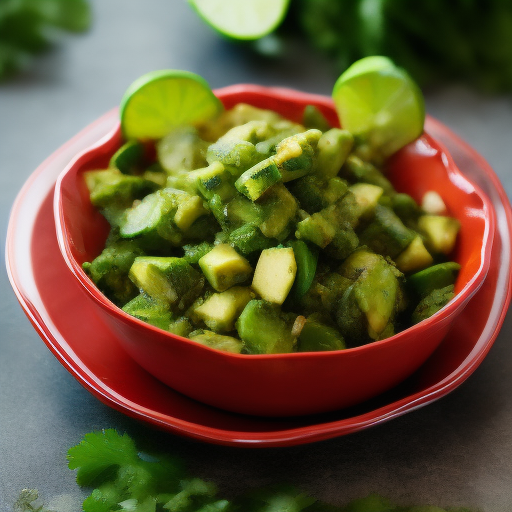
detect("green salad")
[82,63,461,355]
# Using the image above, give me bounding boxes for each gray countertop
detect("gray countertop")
[2,1,512,511]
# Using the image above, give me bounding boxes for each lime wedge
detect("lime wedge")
[332,56,425,158]
[120,70,223,141]
[189,0,290,40]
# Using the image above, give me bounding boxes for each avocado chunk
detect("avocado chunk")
[235,158,281,201]
[156,126,207,172]
[296,213,336,248]
[198,244,253,292]
[236,300,296,354]
[228,224,275,255]
[412,285,456,324]
[258,183,298,240]
[418,214,461,255]
[122,293,172,330]
[395,236,434,273]
[359,204,416,258]
[349,183,384,219]
[189,330,244,354]
[315,128,354,179]
[193,286,254,332]
[407,262,461,298]
[129,256,204,311]
[168,316,193,337]
[252,247,297,305]
[298,318,346,352]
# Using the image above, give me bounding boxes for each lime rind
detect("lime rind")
[189,0,290,40]
[120,70,223,141]
[332,56,425,158]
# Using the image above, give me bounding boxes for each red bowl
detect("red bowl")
[54,85,495,417]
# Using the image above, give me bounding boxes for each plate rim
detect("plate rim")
[5,107,512,447]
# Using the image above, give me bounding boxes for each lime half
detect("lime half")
[120,70,223,141]
[332,56,425,158]
[189,0,290,40]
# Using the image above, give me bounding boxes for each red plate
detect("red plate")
[6,109,512,447]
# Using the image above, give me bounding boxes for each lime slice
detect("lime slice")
[332,56,425,158]
[189,0,290,40]
[120,70,223,141]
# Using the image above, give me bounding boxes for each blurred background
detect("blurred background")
[2,1,512,511]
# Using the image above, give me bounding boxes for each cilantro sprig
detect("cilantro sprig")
[61,429,477,512]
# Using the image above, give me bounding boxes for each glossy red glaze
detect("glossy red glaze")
[6,108,510,445]
[52,86,494,417]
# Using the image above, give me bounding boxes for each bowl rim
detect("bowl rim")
[53,84,496,361]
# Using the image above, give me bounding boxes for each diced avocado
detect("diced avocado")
[228,224,275,255]
[84,169,157,211]
[418,215,461,255]
[273,129,322,182]
[129,256,204,311]
[322,224,359,261]
[198,244,253,292]
[287,240,318,300]
[122,293,172,330]
[320,191,361,229]
[342,154,394,194]
[82,239,144,306]
[316,272,353,312]
[298,318,346,352]
[392,192,422,227]
[296,213,336,248]
[349,183,384,219]
[235,158,281,201]
[224,194,264,226]
[206,138,259,174]
[236,300,296,354]
[157,126,207,172]
[258,183,298,239]
[182,242,215,264]
[109,140,145,175]
[196,161,236,201]
[335,284,369,345]
[255,124,303,158]
[289,175,349,214]
[407,262,461,298]
[168,316,193,337]
[174,195,208,232]
[422,190,447,215]
[359,204,416,258]
[339,249,382,281]
[188,329,244,354]
[302,104,332,132]
[315,128,354,179]
[412,285,455,324]
[193,286,254,332]
[252,247,297,305]
[395,236,434,273]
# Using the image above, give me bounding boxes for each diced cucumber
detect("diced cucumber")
[182,242,215,264]
[109,140,145,175]
[392,192,422,227]
[168,316,194,337]
[122,293,172,330]
[418,214,461,255]
[342,154,394,194]
[196,161,236,201]
[189,329,244,354]
[290,175,349,214]
[315,128,354,179]
[193,286,254,332]
[129,256,204,311]
[298,318,346,352]
[395,236,433,273]
[407,262,461,298]
[252,247,297,304]
[323,225,359,260]
[236,300,296,354]
[235,158,281,201]
[359,204,416,258]
[198,244,253,292]
[157,126,207,172]
[206,138,259,174]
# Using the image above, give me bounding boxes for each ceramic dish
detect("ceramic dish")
[6,108,511,446]
[53,86,493,417]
